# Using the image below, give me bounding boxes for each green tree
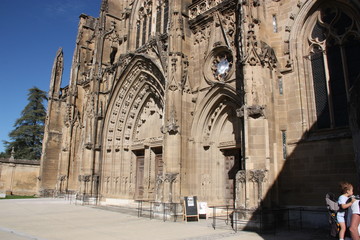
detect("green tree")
[4,87,47,160]
[0,152,8,158]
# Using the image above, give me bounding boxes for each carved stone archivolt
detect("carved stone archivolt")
[202,99,228,143]
[105,58,165,150]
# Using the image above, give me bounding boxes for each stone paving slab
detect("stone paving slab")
[0,198,332,240]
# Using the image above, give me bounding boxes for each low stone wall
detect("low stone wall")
[0,158,40,196]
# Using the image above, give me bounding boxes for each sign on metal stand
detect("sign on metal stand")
[183,196,199,221]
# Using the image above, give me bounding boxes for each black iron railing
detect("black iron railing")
[135,200,181,222]
[209,205,310,233]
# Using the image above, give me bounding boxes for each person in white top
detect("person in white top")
[337,182,356,240]
[350,199,360,240]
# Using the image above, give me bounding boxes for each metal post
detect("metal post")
[138,200,143,218]
[235,209,237,232]
[212,206,216,229]
[173,203,177,222]
[287,208,290,230]
[163,202,166,222]
[226,205,229,225]
[260,209,263,233]
[300,208,303,230]
[150,202,153,220]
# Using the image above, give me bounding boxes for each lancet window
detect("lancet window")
[307,5,360,129]
[134,1,152,48]
[135,0,169,49]
[155,0,169,35]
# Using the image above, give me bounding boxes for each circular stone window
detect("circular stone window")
[204,46,234,84]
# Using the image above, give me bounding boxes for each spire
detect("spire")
[49,48,63,100]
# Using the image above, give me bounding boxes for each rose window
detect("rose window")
[212,53,233,81]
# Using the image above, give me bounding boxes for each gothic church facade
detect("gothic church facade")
[40,0,360,213]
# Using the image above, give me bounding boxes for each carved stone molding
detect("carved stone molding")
[236,106,244,118]
[101,0,109,12]
[64,105,83,128]
[249,169,267,183]
[164,173,178,183]
[239,0,278,69]
[58,175,67,181]
[236,105,266,119]
[258,41,277,69]
[189,0,235,21]
[161,107,179,135]
[104,21,120,43]
[236,169,267,184]
[78,175,92,182]
[236,170,247,183]
[156,174,165,184]
[84,142,93,150]
[171,11,185,38]
[247,105,265,119]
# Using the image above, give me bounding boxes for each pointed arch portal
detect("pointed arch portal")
[101,56,165,200]
[190,86,243,205]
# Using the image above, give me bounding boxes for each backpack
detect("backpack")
[325,193,340,237]
[326,193,340,212]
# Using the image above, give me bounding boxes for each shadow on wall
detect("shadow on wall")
[240,75,360,236]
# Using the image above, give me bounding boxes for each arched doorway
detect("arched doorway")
[100,56,165,200]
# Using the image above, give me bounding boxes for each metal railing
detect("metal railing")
[209,205,307,233]
[135,200,182,222]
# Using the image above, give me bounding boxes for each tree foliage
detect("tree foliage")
[3,87,47,160]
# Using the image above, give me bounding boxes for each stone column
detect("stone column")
[164,173,178,203]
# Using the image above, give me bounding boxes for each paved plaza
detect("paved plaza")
[0,198,332,240]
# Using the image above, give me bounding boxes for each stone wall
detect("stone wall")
[0,158,40,196]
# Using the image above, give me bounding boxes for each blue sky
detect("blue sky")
[0,0,101,152]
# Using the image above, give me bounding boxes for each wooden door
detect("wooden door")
[223,149,241,205]
[135,156,145,199]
